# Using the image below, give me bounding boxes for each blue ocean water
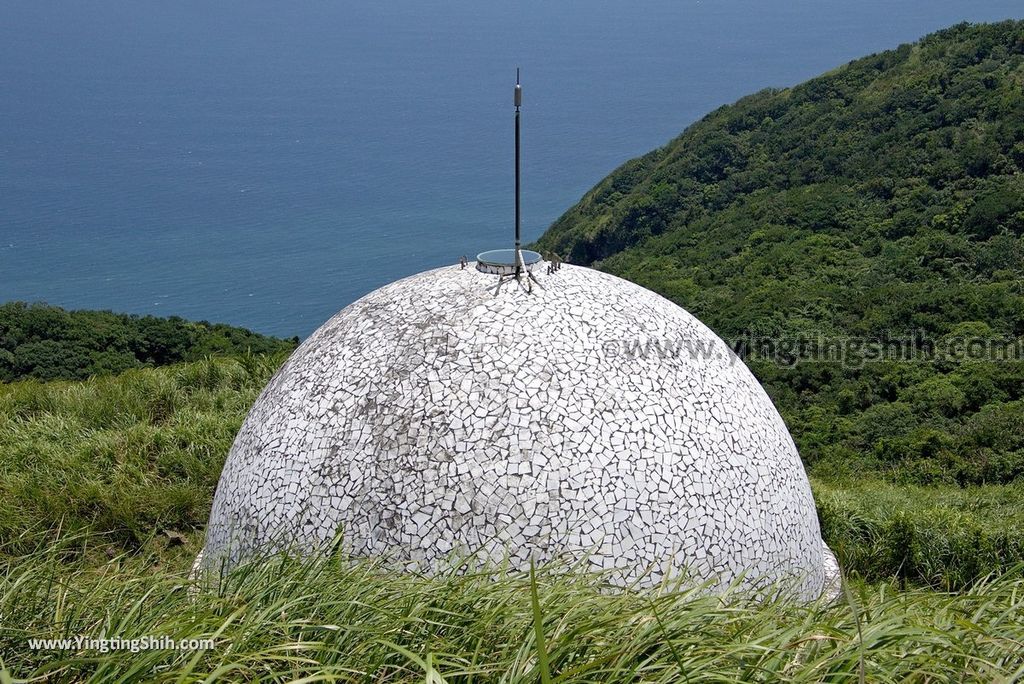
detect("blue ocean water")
[1,1,1020,337]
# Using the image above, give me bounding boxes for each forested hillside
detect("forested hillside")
[535,21,1024,486]
[0,302,296,382]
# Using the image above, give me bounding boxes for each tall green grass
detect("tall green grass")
[815,480,1024,589]
[2,355,1024,679]
[3,354,1024,588]
[0,354,283,557]
[2,534,1023,682]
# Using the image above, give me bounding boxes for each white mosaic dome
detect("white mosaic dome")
[203,263,832,599]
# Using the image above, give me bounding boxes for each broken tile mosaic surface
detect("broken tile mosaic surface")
[202,263,835,600]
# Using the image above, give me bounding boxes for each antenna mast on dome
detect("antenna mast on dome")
[514,68,522,278]
[474,69,543,292]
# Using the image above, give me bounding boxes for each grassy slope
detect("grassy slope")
[3,541,1023,682]
[533,21,1024,487]
[0,356,282,559]
[1,358,1022,588]
[0,350,1022,680]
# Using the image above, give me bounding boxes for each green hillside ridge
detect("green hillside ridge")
[535,20,1024,487]
[0,302,297,382]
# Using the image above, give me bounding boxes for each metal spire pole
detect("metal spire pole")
[514,68,522,279]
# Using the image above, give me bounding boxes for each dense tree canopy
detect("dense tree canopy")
[0,302,296,382]
[534,21,1024,486]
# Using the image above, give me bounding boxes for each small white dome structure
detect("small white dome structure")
[202,263,835,599]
